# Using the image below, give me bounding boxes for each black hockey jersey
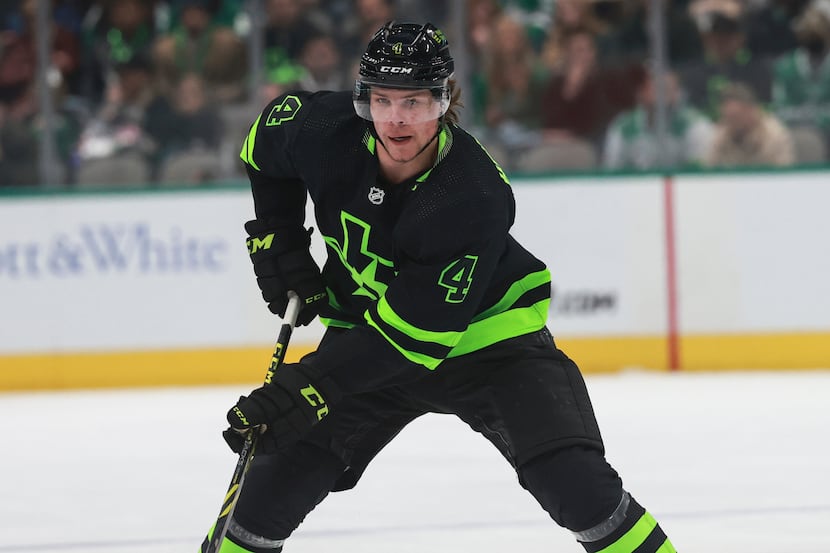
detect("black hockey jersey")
[240,90,551,384]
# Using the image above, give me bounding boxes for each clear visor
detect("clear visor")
[353,80,450,123]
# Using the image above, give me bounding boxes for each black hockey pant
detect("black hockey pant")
[220,328,676,552]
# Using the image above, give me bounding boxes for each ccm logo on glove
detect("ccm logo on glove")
[244,219,328,326]
[300,384,329,419]
[223,363,340,453]
[230,406,250,426]
[246,233,275,254]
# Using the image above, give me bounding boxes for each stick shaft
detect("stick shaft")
[204,292,301,553]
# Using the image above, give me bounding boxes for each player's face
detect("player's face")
[370,87,440,164]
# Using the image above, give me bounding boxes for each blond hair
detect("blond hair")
[443,78,464,125]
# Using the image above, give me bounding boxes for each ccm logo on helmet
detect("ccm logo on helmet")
[380,66,412,74]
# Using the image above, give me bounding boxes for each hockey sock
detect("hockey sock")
[573,492,676,553]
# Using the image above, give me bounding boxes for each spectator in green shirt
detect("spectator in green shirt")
[603,69,713,170]
[771,0,830,143]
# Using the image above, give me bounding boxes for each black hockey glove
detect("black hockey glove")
[245,218,327,326]
[223,363,340,454]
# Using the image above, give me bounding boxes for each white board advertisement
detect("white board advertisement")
[2,171,829,370]
[675,172,830,332]
[511,178,667,336]
[0,190,327,354]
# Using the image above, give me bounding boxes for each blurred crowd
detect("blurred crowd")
[1,0,829,188]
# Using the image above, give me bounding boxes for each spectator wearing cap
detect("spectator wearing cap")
[153,0,248,103]
[680,0,774,119]
[704,82,795,168]
[771,0,830,145]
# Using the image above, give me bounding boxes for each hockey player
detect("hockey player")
[202,21,677,553]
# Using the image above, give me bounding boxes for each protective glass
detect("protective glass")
[353,80,450,123]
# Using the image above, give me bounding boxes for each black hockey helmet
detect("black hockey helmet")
[354,21,455,122]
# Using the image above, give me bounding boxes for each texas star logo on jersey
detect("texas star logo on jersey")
[321,211,395,301]
[368,186,385,205]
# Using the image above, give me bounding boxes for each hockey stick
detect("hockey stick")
[204,291,302,553]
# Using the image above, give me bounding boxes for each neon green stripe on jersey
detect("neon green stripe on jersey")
[473,135,509,184]
[416,126,452,183]
[318,288,356,328]
[375,295,463,348]
[239,113,262,171]
[594,512,658,553]
[319,317,356,329]
[363,132,377,154]
[472,268,551,322]
[365,311,444,369]
[448,299,550,358]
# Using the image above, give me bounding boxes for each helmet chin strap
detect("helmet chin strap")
[373,123,441,164]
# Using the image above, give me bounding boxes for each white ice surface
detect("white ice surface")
[2,370,829,553]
